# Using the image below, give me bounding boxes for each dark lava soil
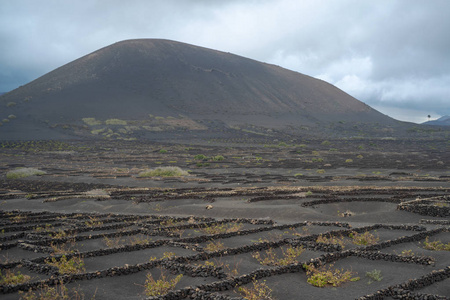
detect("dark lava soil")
[0,138,448,299]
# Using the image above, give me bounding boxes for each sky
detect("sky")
[1,0,449,124]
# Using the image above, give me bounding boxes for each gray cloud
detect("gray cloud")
[1,0,449,123]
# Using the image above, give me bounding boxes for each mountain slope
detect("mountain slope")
[0,39,398,140]
[423,116,450,126]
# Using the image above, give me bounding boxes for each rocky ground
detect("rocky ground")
[0,138,448,299]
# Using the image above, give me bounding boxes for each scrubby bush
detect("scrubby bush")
[144,271,182,297]
[46,255,85,274]
[205,241,226,252]
[6,102,16,107]
[366,269,383,284]
[304,264,359,287]
[199,223,243,235]
[0,269,31,285]
[194,154,208,160]
[138,167,188,177]
[105,118,127,125]
[253,245,304,266]
[18,281,87,299]
[350,231,379,246]
[6,168,46,179]
[423,237,450,251]
[82,117,102,126]
[238,279,274,300]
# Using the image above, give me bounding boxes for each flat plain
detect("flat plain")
[0,138,448,299]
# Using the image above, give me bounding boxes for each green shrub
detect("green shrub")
[423,237,450,251]
[194,154,208,160]
[366,269,383,284]
[105,118,127,125]
[0,269,31,285]
[199,223,243,235]
[138,167,188,177]
[46,255,85,274]
[6,102,16,107]
[82,117,102,126]
[212,155,225,161]
[253,245,304,266]
[8,114,16,119]
[238,279,274,300]
[18,280,87,300]
[91,128,105,135]
[350,231,379,246]
[205,241,226,252]
[304,264,359,287]
[316,234,346,248]
[144,272,182,297]
[345,159,353,163]
[159,149,168,154]
[6,168,46,179]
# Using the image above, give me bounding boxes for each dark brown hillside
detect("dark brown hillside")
[0,39,399,140]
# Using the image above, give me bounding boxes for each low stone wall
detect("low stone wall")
[301,197,402,207]
[420,219,450,225]
[357,266,450,300]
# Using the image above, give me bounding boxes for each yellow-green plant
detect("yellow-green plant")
[144,272,183,297]
[49,239,77,254]
[46,255,85,274]
[423,237,450,251]
[399,249,415,256]
[205,241,226,252]
[198,259,240,277]
[238,279,274,300]
[138,167,188,177]
[103,236,122,248]
[304,264,359,287]
[34,224,53,233]
[0,269,31,285]
[162,252,176,259]
[316,234,346,248]
[82,118,102,126]
[85,216,103,227]
[199,223,243,235]
[366,269,383,284]
[6,168,46,179]
[105,118,127,125]
[350,231,379,246]
[252,246,304,266]
[18,281,89,300]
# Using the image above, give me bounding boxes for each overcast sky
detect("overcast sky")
[1,0,449,123]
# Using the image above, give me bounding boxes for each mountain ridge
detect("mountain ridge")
[0,39,401,140]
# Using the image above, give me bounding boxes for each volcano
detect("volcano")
[0,39,398,140]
